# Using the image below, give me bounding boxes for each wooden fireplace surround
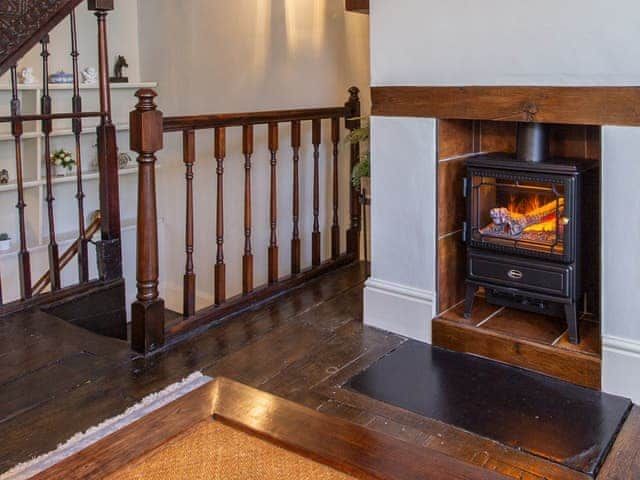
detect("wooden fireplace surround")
[369,85,629,390]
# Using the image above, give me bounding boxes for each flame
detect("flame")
[506,193,563,234]
[508,194,542,215]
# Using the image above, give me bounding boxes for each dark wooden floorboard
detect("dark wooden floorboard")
[0,261,638,479]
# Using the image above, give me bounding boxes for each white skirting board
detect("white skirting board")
[603,336,640,404]
[364,277,434,343]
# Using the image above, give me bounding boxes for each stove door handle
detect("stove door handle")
[507,269,523,280]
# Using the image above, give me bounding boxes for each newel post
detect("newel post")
[345,86,362,258]
[130,89,165,354]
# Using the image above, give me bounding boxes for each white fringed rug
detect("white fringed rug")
[1,371,213,480]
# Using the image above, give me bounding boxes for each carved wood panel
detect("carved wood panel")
[0,0,83,76]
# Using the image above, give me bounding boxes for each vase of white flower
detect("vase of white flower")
[51,149,75,176]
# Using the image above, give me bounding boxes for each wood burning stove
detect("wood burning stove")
[463,124,598,344]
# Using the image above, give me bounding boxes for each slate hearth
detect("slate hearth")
[347,340,631,477]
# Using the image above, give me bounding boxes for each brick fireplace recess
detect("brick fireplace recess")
[433,119,602,389]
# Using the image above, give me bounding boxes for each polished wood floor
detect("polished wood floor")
[0,262,638,479]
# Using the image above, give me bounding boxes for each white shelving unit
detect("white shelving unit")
[0,82,156,254]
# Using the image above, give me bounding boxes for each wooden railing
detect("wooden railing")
[129,88,362,354]
[0,2,123,311]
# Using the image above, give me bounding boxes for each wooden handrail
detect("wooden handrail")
[131,87,362,355]
[33,212,102,295]
[163,107,347,132]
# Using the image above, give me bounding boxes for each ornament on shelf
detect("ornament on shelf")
[51,149,76,176]
[0,233,11,252]
[91,144,99,170]
[49,71,73,84]
[0,169,9,184]
[118,152,132,169]
[110,55,129,83]
[20,68,35,85]
[81,67,98,85]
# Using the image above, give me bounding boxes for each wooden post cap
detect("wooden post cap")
[130,89,163,155]
[88,0,114,11]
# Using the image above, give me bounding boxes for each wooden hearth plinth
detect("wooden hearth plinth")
[433,295,601,389]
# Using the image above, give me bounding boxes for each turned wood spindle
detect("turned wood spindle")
[130,89,165,354]
[331,117,340,259]
[90,0,113,124]
[291,120,301,274]
[10,66,32,299]
[242,124,254,294]
[183,130,196,317]
[214,127,226,305]
[70,10,89,283]
[268,123,279,284]
[40,35,61,291]
[312,119,322,266]
[89,0,121,281]
[345,87,362,258]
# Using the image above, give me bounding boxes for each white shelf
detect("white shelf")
[48,166,138,185]
[49,123,130,138]
[0,179,40,192]
[0,131,41,141]
[0,82,157,91]
[0,123,129,141]
[0,167,138,193]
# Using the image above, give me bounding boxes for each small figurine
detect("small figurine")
[110,55,129,83]
[20,68,35,85]
[81,67,98,85]
[118,152,132,169]
[0,169,9,184]
[49,71,73,84]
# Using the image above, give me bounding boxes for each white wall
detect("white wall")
[371,0,640,86]
[367,0,640,401]
[137,0,370,309]
[602,127,640,402]
[364,117,436,342]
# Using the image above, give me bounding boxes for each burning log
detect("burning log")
[484,198,565,236]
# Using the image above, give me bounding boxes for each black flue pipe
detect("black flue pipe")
[516,122,549,163]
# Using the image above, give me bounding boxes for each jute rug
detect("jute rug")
[1,372,212,480]
[106,419,354,480]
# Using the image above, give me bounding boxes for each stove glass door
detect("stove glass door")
[470,174,568,257]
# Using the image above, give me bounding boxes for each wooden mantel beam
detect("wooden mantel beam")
[372,86,640,126]
[346,0,369,14]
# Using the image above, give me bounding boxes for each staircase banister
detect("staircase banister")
[163,106,348,133]
[0,0,85,77]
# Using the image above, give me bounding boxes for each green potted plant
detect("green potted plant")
[346,118,370,193]
[51,149,75,176]
[0,232,11,252]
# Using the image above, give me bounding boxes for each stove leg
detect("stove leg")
[464,284,477,319]
[565,303,580,345]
